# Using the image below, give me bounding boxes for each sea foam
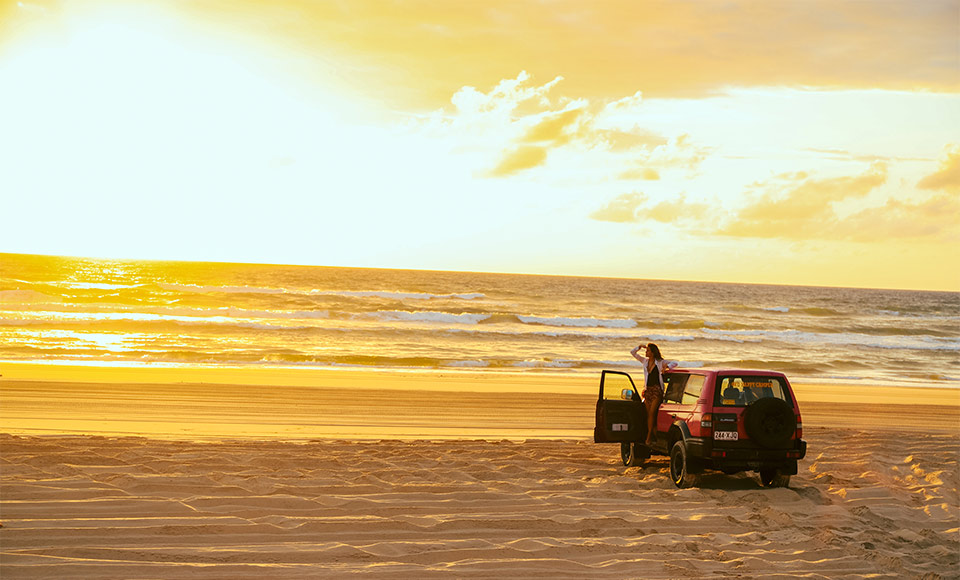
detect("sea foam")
[517,315,637,328]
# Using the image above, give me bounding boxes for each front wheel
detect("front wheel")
[759,468,791,488]
[669,441,700,488]
[620,442,648,467]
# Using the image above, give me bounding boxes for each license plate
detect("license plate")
[714,431,738,441]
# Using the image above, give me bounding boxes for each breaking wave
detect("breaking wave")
[2,254,958,388]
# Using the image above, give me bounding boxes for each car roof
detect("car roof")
[669,367,788,378]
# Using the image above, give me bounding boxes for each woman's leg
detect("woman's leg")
[644,397,661,445]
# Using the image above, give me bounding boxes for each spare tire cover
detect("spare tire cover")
[743,397,796,448]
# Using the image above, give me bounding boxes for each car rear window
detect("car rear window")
[714,376,792,407]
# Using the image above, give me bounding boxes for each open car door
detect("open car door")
[594,370,645,443]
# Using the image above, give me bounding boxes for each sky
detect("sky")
[1,0,958,291]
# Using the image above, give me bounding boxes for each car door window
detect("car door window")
[603,371,638,401]
[682,375,705,405]
[663,374,688,403]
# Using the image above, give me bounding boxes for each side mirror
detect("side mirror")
[621,388,635,400]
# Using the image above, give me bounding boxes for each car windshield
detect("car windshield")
[714,376,791,407]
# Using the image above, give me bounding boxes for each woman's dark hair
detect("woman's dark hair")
[647,342,663,361]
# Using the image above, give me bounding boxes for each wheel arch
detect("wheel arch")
[666,421,692,450]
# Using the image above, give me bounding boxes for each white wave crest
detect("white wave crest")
[641,334,696,342]
[512,360,576,368]
[160,283,286,294]
[58,282,146,290]
[622,359,704,368]
[517,315,637,329]
[311,290,484,301]
[701,328,960,351]
[1,307,330,327]
[445,360,490,368]
[373,310,490,324]
[149,306,330,321]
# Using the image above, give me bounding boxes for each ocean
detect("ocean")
[1,253,957,388]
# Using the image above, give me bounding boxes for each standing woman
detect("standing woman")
[630,342,678,446]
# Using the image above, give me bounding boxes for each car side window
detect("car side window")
[663,374,688,403]
[682,375,705,405]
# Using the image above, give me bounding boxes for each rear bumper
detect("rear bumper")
[688,437,806,472]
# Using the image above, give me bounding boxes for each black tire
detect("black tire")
[620,442,648,467]
[669,441,700,488]
[743,398,796,449]
[760,468,791,488]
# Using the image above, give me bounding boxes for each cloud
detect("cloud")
[722,163,888,237]
[191,0,960,110]
[600,129,668,153]
[590,192,708,224]
[917,144,960,193]
[645,195,709,223]
[590,192,648,223]
[486,101,589,173]
[488,145,548,177]
[438,72,710,178]
[713,163,957,242]
[595,162,957,243]
[520,105,588,145]
[619,167,661,181]
[840,193,960,242]
[451,71,564,118]
[803,148,931,163]
[618,134,712,178]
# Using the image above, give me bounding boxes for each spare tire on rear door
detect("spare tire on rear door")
[743,397,796,448]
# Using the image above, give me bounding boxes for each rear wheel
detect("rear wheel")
[620,442,648,466]
[759,468,791,488]
[669,441,700,488]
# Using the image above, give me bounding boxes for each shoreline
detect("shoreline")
[1,362,957,441]
[2,360,959,394]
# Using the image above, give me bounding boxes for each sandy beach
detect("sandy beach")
[1,363,958,578]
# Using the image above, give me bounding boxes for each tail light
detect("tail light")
[796,415,803,439]
[700,413,713,437]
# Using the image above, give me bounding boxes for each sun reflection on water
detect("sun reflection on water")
[41,330,141,353]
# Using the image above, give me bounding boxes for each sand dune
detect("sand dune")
[2,428,957,579]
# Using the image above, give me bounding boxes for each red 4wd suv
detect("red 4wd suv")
[594,368,807,488]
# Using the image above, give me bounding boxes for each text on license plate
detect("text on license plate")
[714,431,738,441]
